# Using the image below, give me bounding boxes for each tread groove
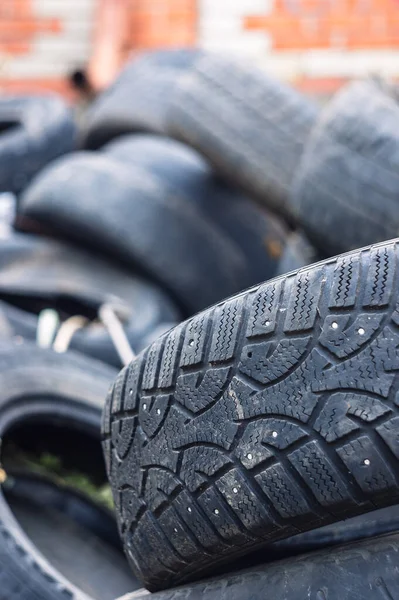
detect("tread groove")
[104,240,399,591]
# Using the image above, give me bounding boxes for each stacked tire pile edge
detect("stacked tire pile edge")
[0,48,397,599]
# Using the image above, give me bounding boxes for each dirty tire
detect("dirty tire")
[4,473,139,600]
[291,78,399,255]
[0,231,180,367]
[268,503,399,558]
[104,134,288,289]
[136,323,178,353]
[104,238,399,590]
[19,151,285,313]
[0,95,76,195]
[167,53,317,218]
[0,293,179,369]
[276,231,322,276]
[120,532,399,600]
[0,343,135,600]
[81,49,201,149]
[208,502,399,574]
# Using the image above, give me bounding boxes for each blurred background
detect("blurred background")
[2,0,399,101]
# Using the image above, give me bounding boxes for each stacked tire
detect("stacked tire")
[2,47,399,600]
[0,344,140,600]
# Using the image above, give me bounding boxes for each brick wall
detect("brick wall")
[87,0,197,89]
[118,0,399,92]
[198,0,399,91]
[2,0,399,96]
[0,0,96,98]
[125,0,197,53]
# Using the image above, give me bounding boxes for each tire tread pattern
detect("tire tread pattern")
[103,240,399,591]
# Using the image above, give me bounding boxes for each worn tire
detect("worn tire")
[137,323,178,353]
[18,151,285,313]
[276,231,322,276]
[0,95,76,195]
[81,49,201,149]
[0,342,140,599]
[104,134,287,286]
[104,238,399,590]
[210,502,399,575]
[120,532,399,600]
[167,53,317,218]
[0,297,178,367]
[291,78,399,255]
[4,473,139,600]
[0,232,179,366]
[269,504,399,558]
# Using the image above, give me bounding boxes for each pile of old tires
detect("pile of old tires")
[0,49,397,599]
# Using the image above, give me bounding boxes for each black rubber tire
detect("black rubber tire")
[104,237,399,590]
[104,134,288,285]
[291,78,399,256]
[120,532,399,600]
[0,95,76,195]
[119,49,201,71]
[210,502,399,575]
[18,151,286,313]
[81,49,201,150]
[0,232,179,366]
[275,231,322,276]
[269,503,399,558]
[138,323,178,353]
[167,53,317,218]
[0,342,141,600]
[0,300,178,366]
[4,472,139,600]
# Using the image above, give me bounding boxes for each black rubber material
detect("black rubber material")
[0,95,76,194]
[291,78,399,255]
[0,232,179,366]
[167,53,317,218]
[4,473,138,600]
[138,323,177,353]
[204,502,399,576]
[104,134,288,286]
[0,342,141,599]
[104,238,399,590]
[276,231,322,276]
[120,532,399,600]
[18,150,287,314]
[81,49,201,150]
[0,301,178,364]
[269,503,399,558]
[119,49,201,71]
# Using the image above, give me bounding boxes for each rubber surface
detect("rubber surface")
[81,49,201,149]
[104,134,288,289]
[0,343,127,599]
[104,238,399,590]
[291,78,399,255]
[0,95,76,194]
[120,532,399,600]
[19,150,286,313]
[0,301,178,366]
[167,53,317,218]
[204,502,399,575]
[0,232,179,365]
[5,473,138,600]
[269,503,399,557]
